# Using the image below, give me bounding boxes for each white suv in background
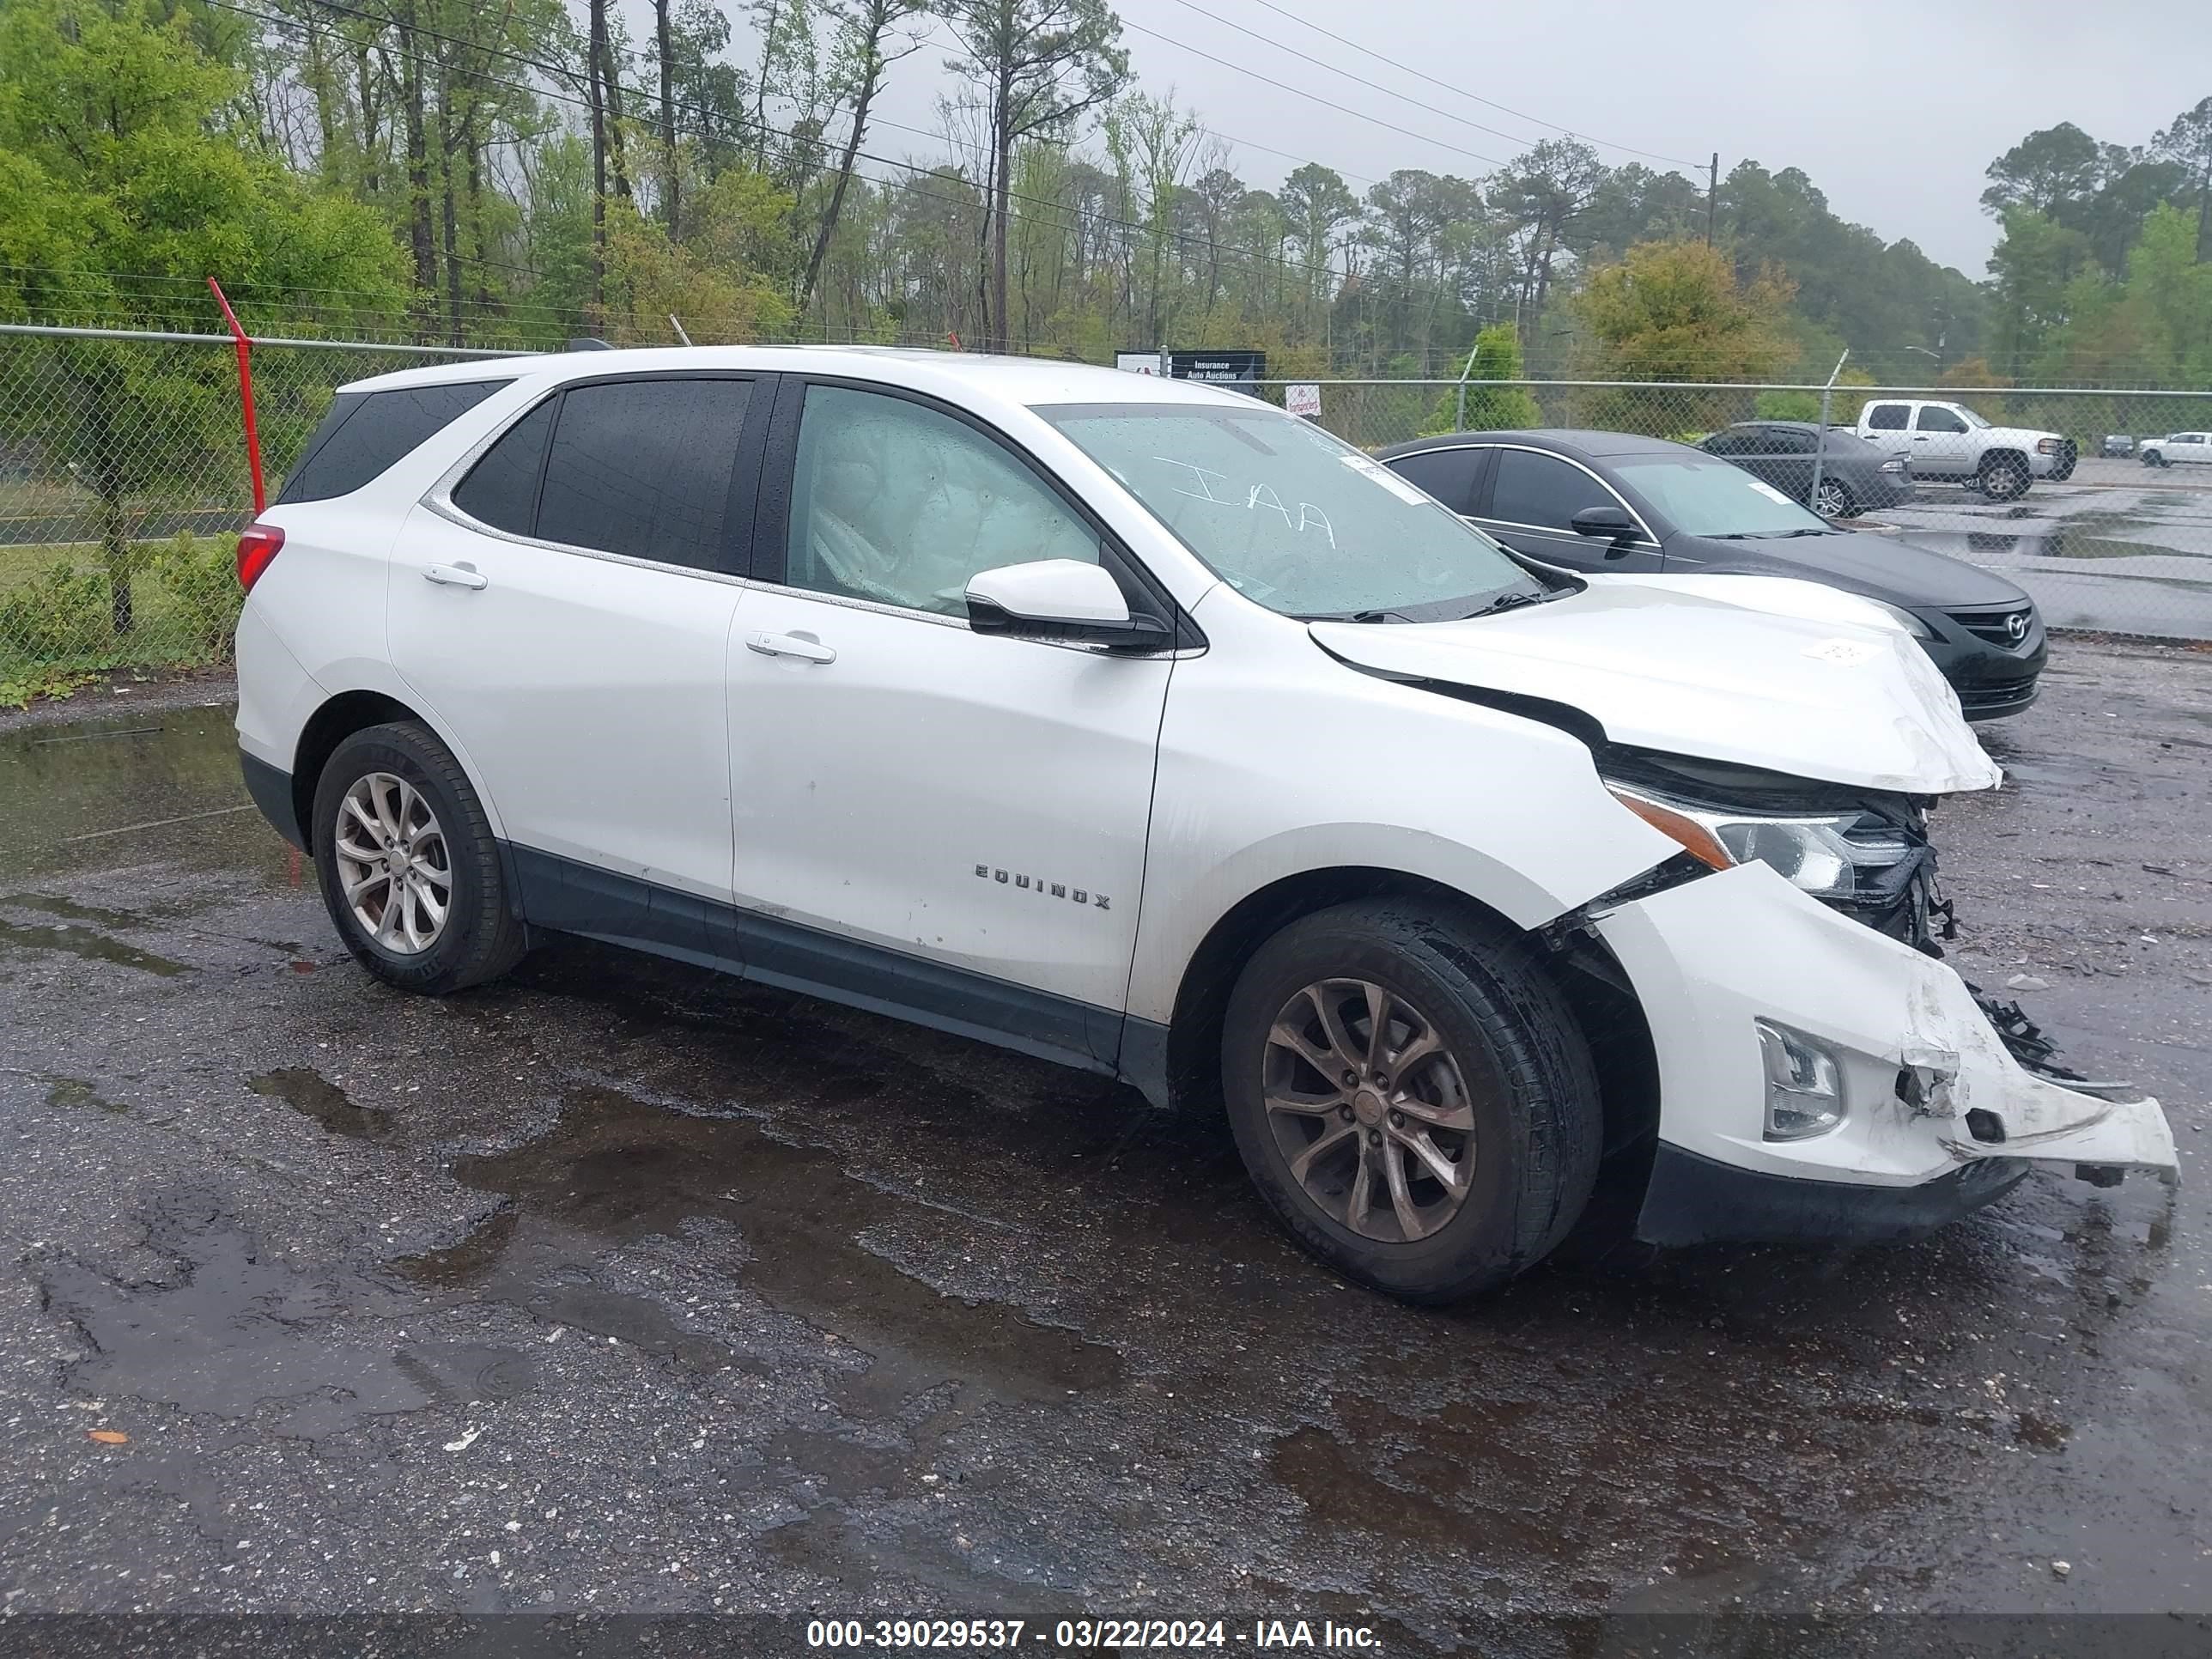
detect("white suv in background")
[231,348,2175,1302]
[2141,432,2210,467]
[1855,398,2073,499]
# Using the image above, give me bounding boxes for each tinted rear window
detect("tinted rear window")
[452,398,556,535]
[534,379,753,571]
[1864,404,1909,431]
[1385,447,1479,514]
[277,381,507,504]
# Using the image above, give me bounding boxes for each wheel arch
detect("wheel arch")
[1158,866,1660,1224]
[290,690,501,851]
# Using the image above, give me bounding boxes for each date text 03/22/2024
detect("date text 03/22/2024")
[805,1617,1382,1650]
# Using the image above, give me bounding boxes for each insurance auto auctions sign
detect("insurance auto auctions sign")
[1170,350,1266,397]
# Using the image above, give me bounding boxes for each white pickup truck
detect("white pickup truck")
[1855,398,2075,501]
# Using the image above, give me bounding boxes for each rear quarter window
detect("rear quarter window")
[277,380,508,504]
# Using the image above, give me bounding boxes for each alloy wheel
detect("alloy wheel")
[1262,978,1477,1243]
[1813,479,1849,517]
[333,771,452,955]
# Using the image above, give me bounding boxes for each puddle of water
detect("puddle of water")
[392,1085,1123,1416]
[248,1066,395,1140]
[46,1074,126,1115]
[0,915,187,976]
[40,1205,538,1438]
[0,702,291,883]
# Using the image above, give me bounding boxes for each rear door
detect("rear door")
[388,372,773,955]
[1747,425,1820,502]
[1861,402,1912,465]
[1382,444,1490,518]
[1472,445,1663,573]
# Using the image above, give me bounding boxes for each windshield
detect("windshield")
[1610,453,1832,538]
[1954,405,1990,429]
[1039,402,1541,619]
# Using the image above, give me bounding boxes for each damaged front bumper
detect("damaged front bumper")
[1590,860,2179,1247]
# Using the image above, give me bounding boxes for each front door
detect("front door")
[724,380,1175,1069]
[389,374,769,950]
[1912,403,1976,477]
[1473,445,1664,573]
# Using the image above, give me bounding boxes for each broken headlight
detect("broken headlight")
[1603,783,1915,901]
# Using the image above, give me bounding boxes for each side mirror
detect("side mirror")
[1570,504,1638,539]
[965,559,1170,647]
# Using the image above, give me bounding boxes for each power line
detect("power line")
[214,0,1366,297]
[906,24,1379,188]
[1229,0,1702,169]
[1118,17,1510,171]
[1162,0,1547,155]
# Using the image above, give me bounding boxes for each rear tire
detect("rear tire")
[1812,477,1854,518]
[1220,901,1601,1303]
[312,721,527,995]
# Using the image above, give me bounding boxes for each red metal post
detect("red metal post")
[207,278,265,514]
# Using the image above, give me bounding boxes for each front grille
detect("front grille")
[1955,678,2039,710]
[1947,607,2036,648]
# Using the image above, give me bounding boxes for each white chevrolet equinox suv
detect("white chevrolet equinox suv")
[233,348,2177,1301]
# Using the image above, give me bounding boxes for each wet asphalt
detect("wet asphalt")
[0,643,2209,1651]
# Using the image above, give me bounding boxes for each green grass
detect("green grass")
[0,531,241,704]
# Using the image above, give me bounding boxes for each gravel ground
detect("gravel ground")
[0,641,2207,1655]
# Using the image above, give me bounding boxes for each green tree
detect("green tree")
[0,0,401,634]
[1571,240,1794,431]
[2151,98,2212,261]
[941,0,1127,352]
[1425,324,1540,434]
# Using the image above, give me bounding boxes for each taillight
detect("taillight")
[236,523,285,592]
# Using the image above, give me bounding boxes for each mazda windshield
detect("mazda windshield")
[1041,402,1547,622]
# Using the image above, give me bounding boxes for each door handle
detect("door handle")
[422,563,489,590]
[745,630,836,664]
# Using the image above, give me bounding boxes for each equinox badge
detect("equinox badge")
[977,865,1109,910]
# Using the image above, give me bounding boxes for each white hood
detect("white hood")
[1310,574,2002,795]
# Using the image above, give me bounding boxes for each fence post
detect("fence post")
[1453,336,1483,432]
[1808,349,1847,517]
[206,278,265,514]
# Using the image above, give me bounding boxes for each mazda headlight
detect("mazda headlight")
[1868,599,1936,639]
[1604,784,1914,900]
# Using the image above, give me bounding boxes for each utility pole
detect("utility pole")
[1705,153,1718,246]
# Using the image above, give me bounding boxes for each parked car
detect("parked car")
[234,349,2172,1304]
[1854,398,2072,498]
[2140,432,2211,467]
[1696,421,1913,518]
[1378,428,2046,719]
[2101,434,2136,458]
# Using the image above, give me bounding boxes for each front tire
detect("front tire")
[312,721,527,994]
[1978,454,2030,501]
[1220,901,1601,1303]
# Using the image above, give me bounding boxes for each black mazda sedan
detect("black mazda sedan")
[1379,428,2045,719]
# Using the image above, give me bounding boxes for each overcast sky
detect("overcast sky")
[860,0,2203,278]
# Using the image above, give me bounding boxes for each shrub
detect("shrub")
[149,532,243,663]
[0,560,111,664]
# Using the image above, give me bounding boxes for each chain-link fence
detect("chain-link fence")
[5,328,2211,707]
[0,323,522,704]
[1263,377,2212,643]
